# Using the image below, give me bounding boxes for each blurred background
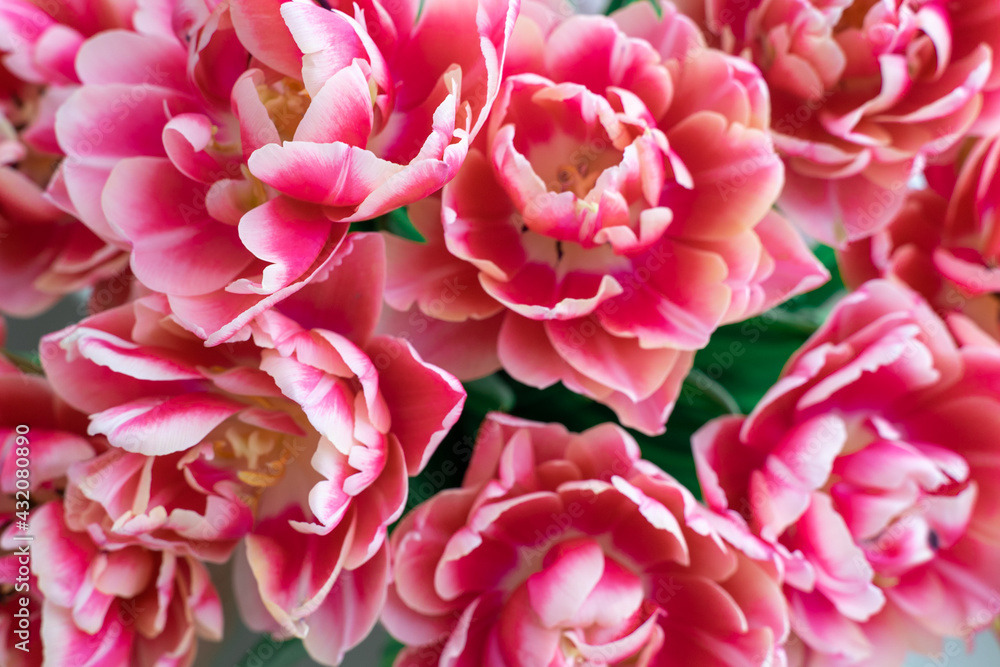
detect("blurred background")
[8,296,998,667]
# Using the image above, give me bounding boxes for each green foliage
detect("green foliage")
[351,207,425,243]
[1,350,43,375]
[381,638,406,667]
[464,374,516,415]
[381,207,426,243]
[605,0,663,18]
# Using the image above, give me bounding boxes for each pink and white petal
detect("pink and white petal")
[340,436,408,568]
[381,585,456,647]
[481,268,623,321]
[235,196,336,295]
[525,538,605,628]
[779,168,910,247]
[40,318,203,416]
[791,494,886,622]
[384,197,503,322]
[0,429,93,492]
[600,359,692,436]
[724,212,830,323]
[103,157,254,296]
[276,232,385,346]
[294,63,375,147]
[162,113,228,184]
[232,542,288,637]
[441,149,525,281]
[367,335,466,475]
[280,0,389,98]
[230,0,303,79]
[244,505,355,635]
[175,233,349,345]
[302,543,391,665]
[573,556,646,628]
[497,315,569,390]
[75,30,187,88]
[341,157,457,223]
[40,601,134,667]
[393,0,517,139]
[375,305,504,381]
[88,393,246,455]
[259,351,357,448]
[598,241,733,350]
[232,69,282,158]
[31,501,99,608]
[56,84,196,160]
[249,141,404,207]
[563,611,662,664]
[544,318,686,403]
[27,23,82,85]
[54,324,203,383]
[786,587,872,661]
[91,549,156,599]
[185,558,225,641]
[665,115,784,240]
[496,587,561,667]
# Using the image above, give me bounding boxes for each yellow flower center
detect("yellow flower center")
[257,78,311,143]
[213,425,310,510]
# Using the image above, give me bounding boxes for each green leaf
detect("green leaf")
[463,375,516,415]
[381,207,425,243]
[2,350,43,375]
[683,369,740,415]
[605,0,662,18]
[381,637,405,667]
[349,207,425,242]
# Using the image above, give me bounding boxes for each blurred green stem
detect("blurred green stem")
[2,350,43,375]
[684,369,741,415]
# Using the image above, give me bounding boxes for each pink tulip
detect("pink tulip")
[52,0,519,344]
[0,318,233,667]
[383,413,790,667]
[840,135,1000,340]
[0,342,90,665]
[32,500,223,667]
[0,551,41,667]
[687,0,1000,246]
[62,446,255,564]
[0,344,95,513]
[0,334,96,528]
[694,280,1000,665]
[0,323,240,667]
[0,0,129,317]
[382,0,827,434]
[40,235,466,665]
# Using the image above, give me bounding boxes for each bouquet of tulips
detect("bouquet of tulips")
[3,0,1000,665]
